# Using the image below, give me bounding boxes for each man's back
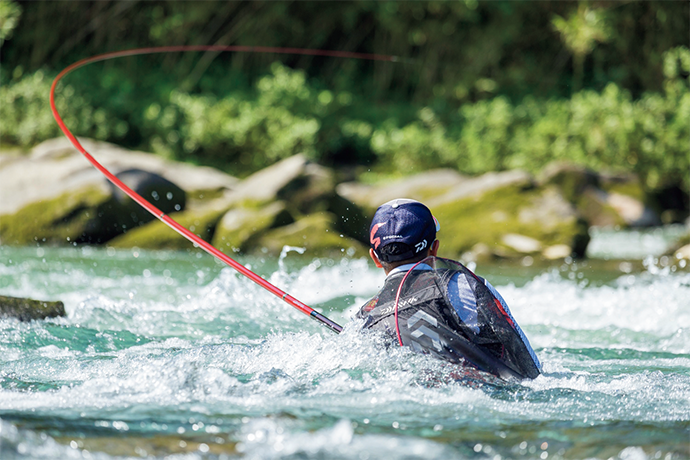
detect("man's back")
[358,257,541,380]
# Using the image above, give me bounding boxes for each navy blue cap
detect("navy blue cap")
[369,199,440,262]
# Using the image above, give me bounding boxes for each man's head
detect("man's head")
[369,199,440,272]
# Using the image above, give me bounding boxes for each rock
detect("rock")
[540,162,660,228]
[575,187,660,228]
[576,187,625,227]
[106,200,229,249]
[253,213,368,257]
[79,169,188,244]
[432,181,589,259]
[606,192,659,227]
[110,168,187,213]
[542,244,573,260]
[327,193,370,244]
[0,295,65,321]
[336,169,467,213]
[112,154,370,252]
[276,162,336,214]
[0,138,237,246]
[340,167,589,260]
[538,162,599,203]
[228,154,309,205]
[461,243,493,263]
[427,170,534,208]
[666,232,690,261]
[501,234,543,254]
[0,138,236,216]
[225,154,368,246]
[651,184,689,225]
[0,184,111,245]
[338,169,535,215]
[228,155,369,242]
[212,201,294,252]
[16,138,680,261]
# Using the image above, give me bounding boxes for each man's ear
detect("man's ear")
[430,240,440,257]
[369,248,383,268]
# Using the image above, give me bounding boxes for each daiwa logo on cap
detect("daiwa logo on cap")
[369,198,439,263]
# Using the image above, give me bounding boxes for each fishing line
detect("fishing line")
[393,258,427,346]
[50,46,400,334]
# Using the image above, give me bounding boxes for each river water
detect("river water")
[0,229,688,460]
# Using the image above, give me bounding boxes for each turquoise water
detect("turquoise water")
[0,241,689,459]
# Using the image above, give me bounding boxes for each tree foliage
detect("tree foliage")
[0,0,21,46]
[0,1,688,193]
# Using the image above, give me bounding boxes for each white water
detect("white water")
[0,242,689,460]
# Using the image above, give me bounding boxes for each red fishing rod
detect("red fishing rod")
[49,46,397,333]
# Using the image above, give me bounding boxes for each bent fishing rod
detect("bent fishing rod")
[50,46,397,334]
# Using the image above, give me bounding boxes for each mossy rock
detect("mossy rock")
[540,162,659,228]
[229,154,310,207]
[327,194,370,244]
[433,184,589,259]
[212,201,294,253]
[107,205,229,250]
[277,163,337,214]
[252,213,368,258]
[336,169,467,216]
[0,295,65,321]
[539,163,627,226]
[599,171,646,201]
[575,187,627,228]
[0,185,110,245]
[538,162,599,203]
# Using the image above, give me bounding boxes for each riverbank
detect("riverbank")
[1,137,689,264]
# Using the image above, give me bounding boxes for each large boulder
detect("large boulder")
[340,169,590,261]
[212,201,294,253]
[0,138,237,246]
[252,213,368,258]
[0,183,110,245]
[336,169,467,214]
[227,154,368,241]
[106,198,230,249]
[539,163,660,228]
[79,168,188,244]
[431,180,589,260]
[102,154,369,255]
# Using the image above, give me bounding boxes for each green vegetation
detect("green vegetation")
[1,1,688,195]
[372,49,689,192]
[0,0,21,47]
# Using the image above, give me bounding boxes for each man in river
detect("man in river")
[356,198,541,380]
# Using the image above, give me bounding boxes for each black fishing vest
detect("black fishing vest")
[357,265,540,380]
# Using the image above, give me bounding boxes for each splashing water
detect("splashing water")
[0,244,688,460]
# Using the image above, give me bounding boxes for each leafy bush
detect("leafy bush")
[2,48,687,193]
[369,46,690,192]
[143,63,322,170]
[141,62,395,173]
[0,70,128,147]
[0,0,21,46]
